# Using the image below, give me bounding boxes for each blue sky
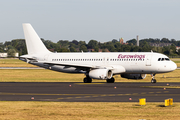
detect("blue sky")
[0,0,180,43]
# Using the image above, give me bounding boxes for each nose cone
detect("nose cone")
[171,62,177,71]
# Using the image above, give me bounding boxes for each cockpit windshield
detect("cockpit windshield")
[158,58,170,61]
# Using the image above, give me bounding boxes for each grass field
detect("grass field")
[0,58,36,67]
[0,102,179,120]
[170,58,180,67]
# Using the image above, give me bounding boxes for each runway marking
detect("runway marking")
[92,95,99,97]
[57,92,178,100]
[0,91,170,97]
[148,92,154,94]
[141,86,180,89]
[117,94,123,96]
[133,94,180,96]
[0,92,97,96]
[100,95,107,96]
[156,92,162,93]
[66,97,73,99]
[75,83,105,85]
[108,94,116,96]
[56,92,180,100]
[0,90,174,101]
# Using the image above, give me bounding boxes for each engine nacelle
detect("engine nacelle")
[121,74,146,79]
[89,69,113,80]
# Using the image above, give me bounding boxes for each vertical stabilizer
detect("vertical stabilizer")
[22,23,50,55]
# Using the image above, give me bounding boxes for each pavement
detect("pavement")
[0,82,179,102]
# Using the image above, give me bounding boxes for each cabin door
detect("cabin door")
[146,55,152,66]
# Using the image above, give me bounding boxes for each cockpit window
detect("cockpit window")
[165,58,170,61]
[158,58,170,61]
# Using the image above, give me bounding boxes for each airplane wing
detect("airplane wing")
[43,61,108,70]
[43,61,125,74]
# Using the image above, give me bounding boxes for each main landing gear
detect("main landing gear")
[106,77,115,83]
[151,74,156,83]
[83,76,92,83]
[83,76,115,83]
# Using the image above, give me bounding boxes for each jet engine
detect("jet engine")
[89,69,113,80]
[121,74,146,79]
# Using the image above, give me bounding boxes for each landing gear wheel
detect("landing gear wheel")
[83,77,92,83]
[106,77,115,83]
[151,79,156,83]
[151,74,156,83]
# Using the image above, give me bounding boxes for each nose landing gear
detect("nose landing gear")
[151,74,156,83]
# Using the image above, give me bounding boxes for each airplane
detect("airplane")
[19,23,177,83]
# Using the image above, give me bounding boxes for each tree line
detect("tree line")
[1,38,180,57]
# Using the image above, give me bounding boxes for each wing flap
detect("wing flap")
[44,61,93,69]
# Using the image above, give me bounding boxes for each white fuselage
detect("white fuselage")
[28,52,177,75]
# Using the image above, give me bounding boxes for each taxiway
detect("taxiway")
[0,82,179,102]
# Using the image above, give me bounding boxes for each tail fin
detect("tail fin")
[22,23,50,55]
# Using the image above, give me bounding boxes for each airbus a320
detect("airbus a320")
[19,23,177,83]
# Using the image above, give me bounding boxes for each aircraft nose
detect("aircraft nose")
[171,62,177,71]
